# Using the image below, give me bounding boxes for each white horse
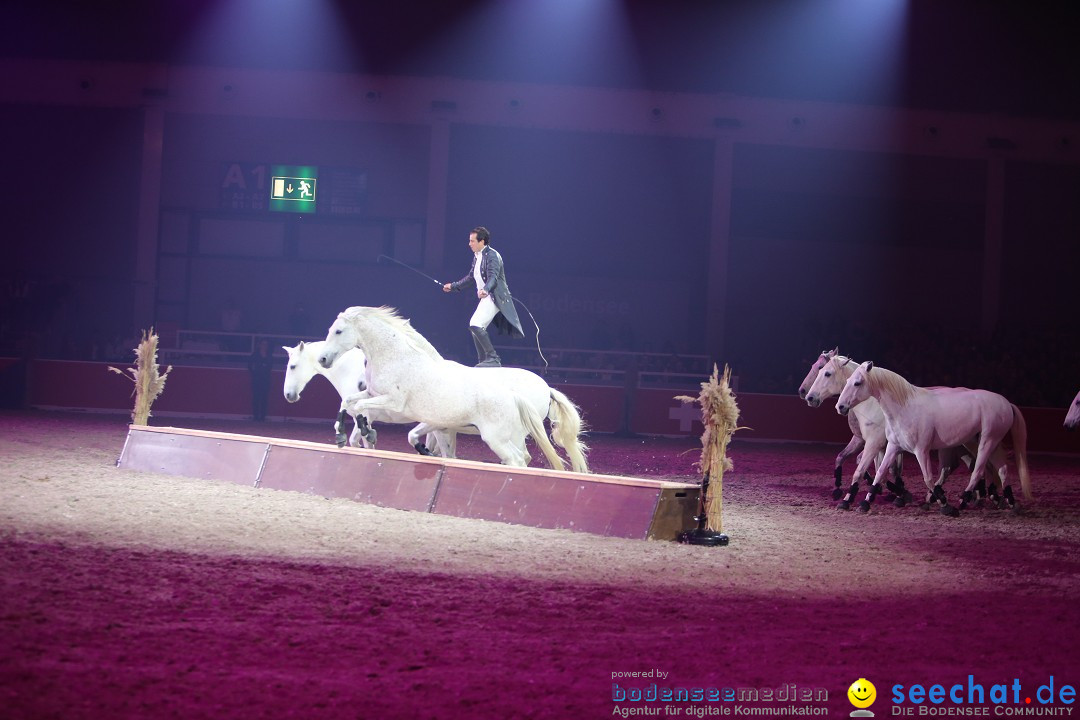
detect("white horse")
[806,353,1000,511]
[318,306,589,472]
[282,341,454,455]
[835,361,1031,516]
[1066,389,1080,430]
[799,348,903,500]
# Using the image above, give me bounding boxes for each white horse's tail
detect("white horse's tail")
[1010,403,1033,501]
[515,393,565,471]
[547,388,589,474]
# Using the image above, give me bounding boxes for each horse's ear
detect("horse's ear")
[841,357,851,366]
[281,345,290,354]
[865,361,874,372]
[298,341,305,350]
[830,346,838,356]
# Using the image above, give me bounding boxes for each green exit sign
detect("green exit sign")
[269,165,318,213]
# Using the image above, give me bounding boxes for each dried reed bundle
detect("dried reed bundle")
[675,363,742,532]
[108,328,173,426]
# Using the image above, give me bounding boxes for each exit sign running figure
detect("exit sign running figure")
[269,165,318,213]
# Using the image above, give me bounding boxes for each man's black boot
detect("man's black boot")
[469,325,502,367]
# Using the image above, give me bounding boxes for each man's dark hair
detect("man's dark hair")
[472,226,491,245]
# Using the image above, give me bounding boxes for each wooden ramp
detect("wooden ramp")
[117,425,701,541]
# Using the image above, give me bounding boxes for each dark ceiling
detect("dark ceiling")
[4,0,1079,121]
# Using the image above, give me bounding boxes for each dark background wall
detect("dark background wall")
[2,0,1079,406]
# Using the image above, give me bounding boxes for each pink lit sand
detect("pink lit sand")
[1,411,1078,719]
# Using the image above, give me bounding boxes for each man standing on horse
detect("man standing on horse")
[442,226,524,367]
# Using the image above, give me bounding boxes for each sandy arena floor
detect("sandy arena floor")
[1,409,1078,720]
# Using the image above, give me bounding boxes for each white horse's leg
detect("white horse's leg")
[440,430,458,458]
[408,423,435,455]
[909,446,957,517]
[834,435,865,498]
[476,418,529,467]
[432,430,457,458]
[981,444,1009,507]
[837,444,878,510]
[855,441,901,513]
[930,447,960,507]
[958,437,1007,511]
[344,393,407,417]
[350,414,376,448]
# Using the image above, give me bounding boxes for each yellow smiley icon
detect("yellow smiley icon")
[848,679,877,709]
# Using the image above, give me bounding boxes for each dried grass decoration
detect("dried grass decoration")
[108,328,173,426]
[675,363,744,545]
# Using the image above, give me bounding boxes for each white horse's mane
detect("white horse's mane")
[827,355,856,376]
[865,364,916,404]
[341,306,443,360]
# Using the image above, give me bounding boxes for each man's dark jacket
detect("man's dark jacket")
[449,245,524,337]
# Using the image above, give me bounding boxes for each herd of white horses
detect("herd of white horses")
[281,306,1080,518]
[801,348,1080,516]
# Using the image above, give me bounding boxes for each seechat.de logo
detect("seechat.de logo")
[849,679,878,718]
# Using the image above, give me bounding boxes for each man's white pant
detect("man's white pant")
[469,296,499,329]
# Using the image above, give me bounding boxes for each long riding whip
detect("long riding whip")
[376,254,548,369]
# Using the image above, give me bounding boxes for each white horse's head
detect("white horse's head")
[836,361,874,416]
[1066,389,1080,431]
[805,354,853,408]
[282,341,320,403]
[798,347,837,400]
[319,311,361,369]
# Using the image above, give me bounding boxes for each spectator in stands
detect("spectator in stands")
[247,338,274,422]
[288,302,312,337]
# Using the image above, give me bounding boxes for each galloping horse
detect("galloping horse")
[282,341,452,455]
[835,361,1030,516]
[318,306,589,472]
[1066,389,1080,430]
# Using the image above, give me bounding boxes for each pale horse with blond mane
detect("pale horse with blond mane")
[805,353,1003,511]
[1065,389,1080,431]
[318,306,589,472]
[835,361,1031,516]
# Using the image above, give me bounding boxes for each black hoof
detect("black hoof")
[837,500,851,511]
[857,500,871,513]
[414,442,434,456]
[920,503,932,511]
[363,429,378,447]
[335,434,347,448]
[941,504,960,518]
[832,488,844,501]
[894,496,907,508]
